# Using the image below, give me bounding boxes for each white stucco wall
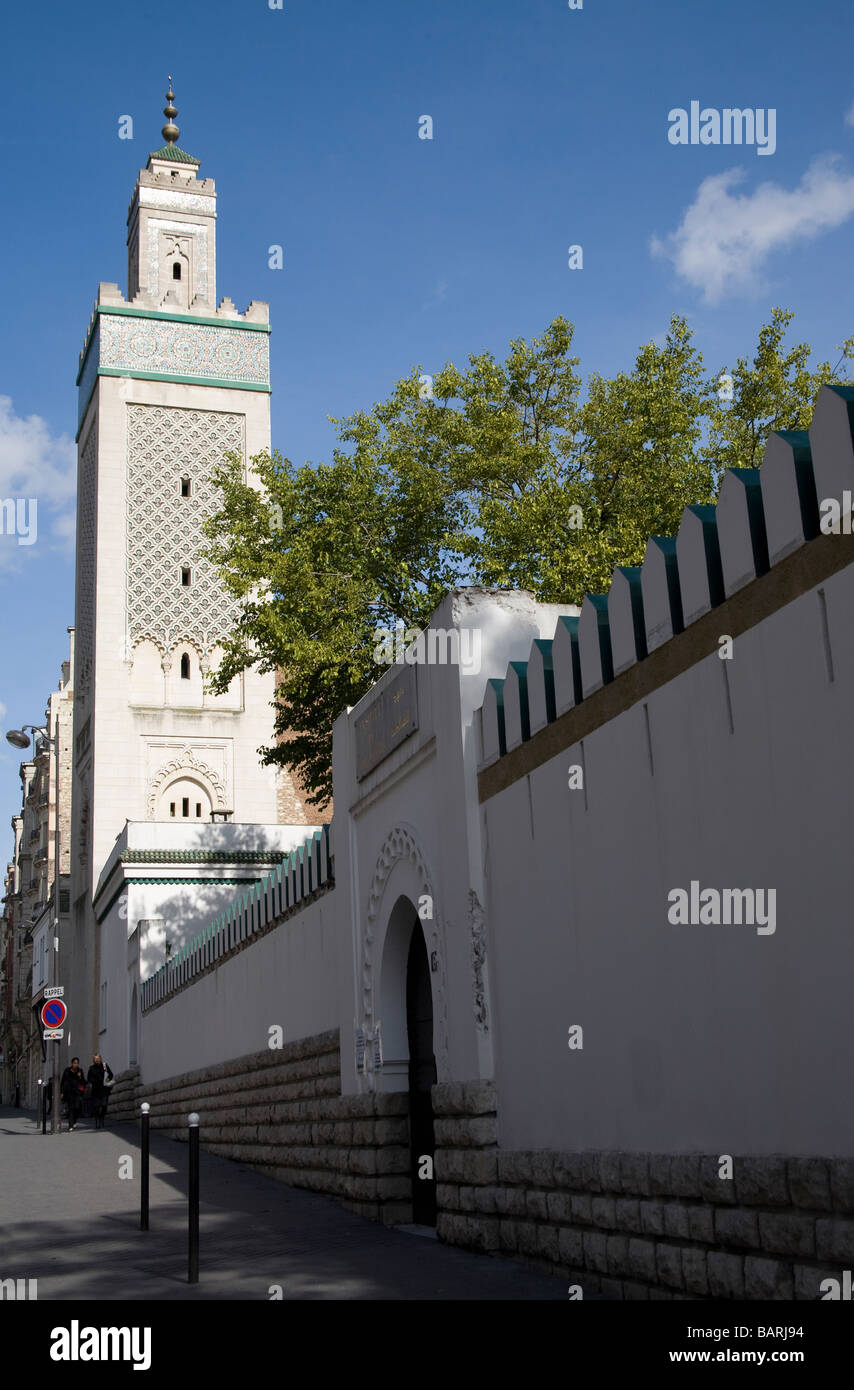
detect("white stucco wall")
[139,892,336,1083]
[95,820,321,1073]
[483,561,854,1156]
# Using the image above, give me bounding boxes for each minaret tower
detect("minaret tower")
[70,84,280,1052]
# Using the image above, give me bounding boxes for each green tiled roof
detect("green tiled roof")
[148,144,200,165]
[120,849,288,865]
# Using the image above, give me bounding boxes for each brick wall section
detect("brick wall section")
[276,765,312,826]
[274,685,332,825]
[432,1082,854,1300]
[108,1029,411,1225]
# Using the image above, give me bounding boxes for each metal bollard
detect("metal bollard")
[39,1080,45,1134]
[140,1102,150,1231]
[188,1112,199,1284]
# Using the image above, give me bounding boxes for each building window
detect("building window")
[196,803,202,818]
[170,802,176,818]
[182,797,190,818]
[180,476,191,498]
[173,262,182,281]
[180,653,190,680]
[181,567,191,587]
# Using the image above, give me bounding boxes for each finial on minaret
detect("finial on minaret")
[161,78,180,144]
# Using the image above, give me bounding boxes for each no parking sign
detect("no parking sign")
[41,998,67,1030]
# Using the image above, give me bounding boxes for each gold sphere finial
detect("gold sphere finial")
[162,77,180,145]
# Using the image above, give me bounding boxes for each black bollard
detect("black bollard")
[188,1112,199,1284]
[41,1081,46,1135]
[140,1102,150,1231]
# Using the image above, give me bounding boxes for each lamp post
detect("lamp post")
[6,722,62,1135]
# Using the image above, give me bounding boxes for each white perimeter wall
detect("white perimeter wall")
[139,892,337,1083]
[484,563,854,1157]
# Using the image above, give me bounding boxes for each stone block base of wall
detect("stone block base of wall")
[109,1030,413,1225]
[433,1082,854,1299]
[110,1061,852,1297]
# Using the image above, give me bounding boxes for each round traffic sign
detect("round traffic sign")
[41,998,67,1029]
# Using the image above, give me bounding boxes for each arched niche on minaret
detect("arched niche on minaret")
[202,645,242,711]
[167,644,204,709]
[157,774,214,823]
[129,640,165,708]
[161,237,191,311]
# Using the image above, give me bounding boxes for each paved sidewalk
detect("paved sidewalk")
[0,1106,567,1301]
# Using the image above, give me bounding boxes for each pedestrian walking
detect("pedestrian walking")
[59,1057,86,1131]
[87,1054,114,1130]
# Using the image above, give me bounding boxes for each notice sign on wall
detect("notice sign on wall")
[355,665,417,781]
[355,1023,383,1075]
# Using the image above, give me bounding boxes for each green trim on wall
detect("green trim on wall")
[96,304,270,332]
[126,876,259,885]
[121,849,288,865]
[478,528,854,804]
[77,328,97,388]
[75,367,269,439]
[95,367,271,391]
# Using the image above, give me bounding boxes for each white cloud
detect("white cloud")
[650,156,854,303]
[0,396,76,565]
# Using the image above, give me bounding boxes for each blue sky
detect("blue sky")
[1,0,852,820]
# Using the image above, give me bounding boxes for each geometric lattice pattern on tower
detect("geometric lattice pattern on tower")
[126,404,245,662]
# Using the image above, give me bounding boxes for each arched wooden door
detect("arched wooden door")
[406,919,437,1226]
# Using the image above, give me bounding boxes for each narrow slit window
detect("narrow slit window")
[180,477,191,498]
[169,802,176,818]
[182,797,190,818]
[173,262,182,280]
[196,803,202,818]
[181,567,191,587]
[180,653,190,680]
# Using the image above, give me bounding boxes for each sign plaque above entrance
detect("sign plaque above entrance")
[355,665,417,781]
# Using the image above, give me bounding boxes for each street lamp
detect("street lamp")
[6,723,62,1134]
[5,729,32,751]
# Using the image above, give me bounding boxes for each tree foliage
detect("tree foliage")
[203,310,852,807]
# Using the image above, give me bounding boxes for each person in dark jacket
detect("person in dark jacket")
[87,1054,114,1129]
[60,1058,86,1131]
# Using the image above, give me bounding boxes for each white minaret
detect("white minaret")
[70,82,280,1054]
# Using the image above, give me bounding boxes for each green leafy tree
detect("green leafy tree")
[706,307,854,479]
[202,386,473,806]
[203,310,852,807]
[470,316,715,599]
